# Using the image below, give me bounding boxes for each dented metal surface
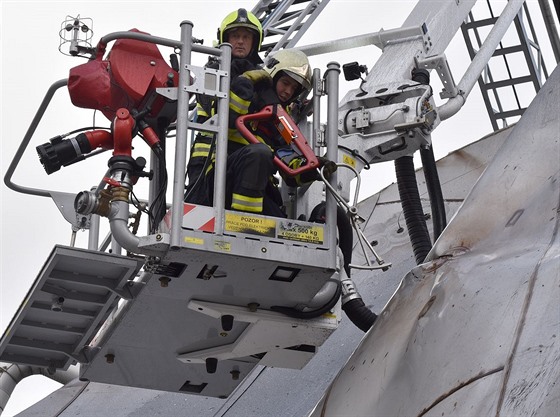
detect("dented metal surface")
[309,66,559,417]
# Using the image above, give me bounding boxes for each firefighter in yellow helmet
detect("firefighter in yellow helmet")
[218,8,263,64]
[185,8,264,205]
[203,49,335,217]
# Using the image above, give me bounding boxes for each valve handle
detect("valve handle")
[235,105,320,177]
[103,177,121,187]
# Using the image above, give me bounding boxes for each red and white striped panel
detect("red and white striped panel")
[162,204,215,232]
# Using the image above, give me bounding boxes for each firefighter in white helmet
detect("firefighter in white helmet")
[204,49,335,217]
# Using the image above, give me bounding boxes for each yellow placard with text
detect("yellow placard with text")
[277,221,324,244]
[225,213,276,237]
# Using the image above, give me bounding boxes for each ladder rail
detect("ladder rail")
[252,0,331,54]
[461,0,555,130]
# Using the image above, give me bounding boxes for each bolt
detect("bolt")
[156,234,162,241]
[220,332,228,337]
[248,303,259,312]
[159,276,171,287]
[261,247,267,253]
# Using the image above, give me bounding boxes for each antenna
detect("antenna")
[59,15,94,57]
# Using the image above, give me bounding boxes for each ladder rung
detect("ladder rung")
[463,17,499,30]
[494,108,526,119]
[493,45,524,56]
[482,75,536,90]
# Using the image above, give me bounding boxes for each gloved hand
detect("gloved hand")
[241,69,272,87]
[297,157,337,184]
[230,76,255,102]
[318,156,337,180]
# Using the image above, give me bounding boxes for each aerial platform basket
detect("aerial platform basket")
[0,22,343,398]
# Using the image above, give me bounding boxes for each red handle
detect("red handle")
[235,105,319,177]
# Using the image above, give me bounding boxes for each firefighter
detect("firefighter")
[185,8,264,204]
[205,49,335,217]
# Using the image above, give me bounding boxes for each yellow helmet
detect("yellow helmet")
[264,49,312,94]
[218,8,263,52]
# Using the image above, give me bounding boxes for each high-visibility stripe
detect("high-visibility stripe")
[197,109,210,118]
[231,193,263,213]
[227,129,271,147]
[228,131,250,146]
[191,142,212,158]
[230,91,250,114]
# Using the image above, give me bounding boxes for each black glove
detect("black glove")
[297,157,337,184]
[230,76,255,101]
[318,157,337,180]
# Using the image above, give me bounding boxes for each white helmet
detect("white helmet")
[264,49,312,96]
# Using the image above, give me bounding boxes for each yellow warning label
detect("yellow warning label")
[342,154,356,168]
[214,240,231,252]
[225,213,276,237]
[184,236,204,245]
[277,221,324,244]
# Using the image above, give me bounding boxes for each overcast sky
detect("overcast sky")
[1,1,557,415]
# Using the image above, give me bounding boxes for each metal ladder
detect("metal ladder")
[252,0,331,55]
[461,0,556,131]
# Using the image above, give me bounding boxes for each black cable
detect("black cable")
[337,145,370,170]
[148,145,168,234]
[420,145,447,240]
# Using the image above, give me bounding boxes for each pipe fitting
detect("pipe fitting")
[108,200,140,253]
[111,186,130,203]
[75,188,112,217]
[340,276,363,305]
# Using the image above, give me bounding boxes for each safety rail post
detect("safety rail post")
[212,43,232,236]
[312,68,322,152]
[325,62,340,256]
[88,214,100,250]
[170,21,194,250]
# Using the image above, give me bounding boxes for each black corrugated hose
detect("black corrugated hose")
[395,156,432,264]
[420,145,447,241]
[295,202,379,332]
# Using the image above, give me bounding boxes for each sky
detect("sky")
[0,1,557,415]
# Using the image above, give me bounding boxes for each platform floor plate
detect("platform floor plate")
[0,245,142,370]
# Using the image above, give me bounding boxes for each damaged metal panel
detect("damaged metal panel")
[309,66,559,417]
